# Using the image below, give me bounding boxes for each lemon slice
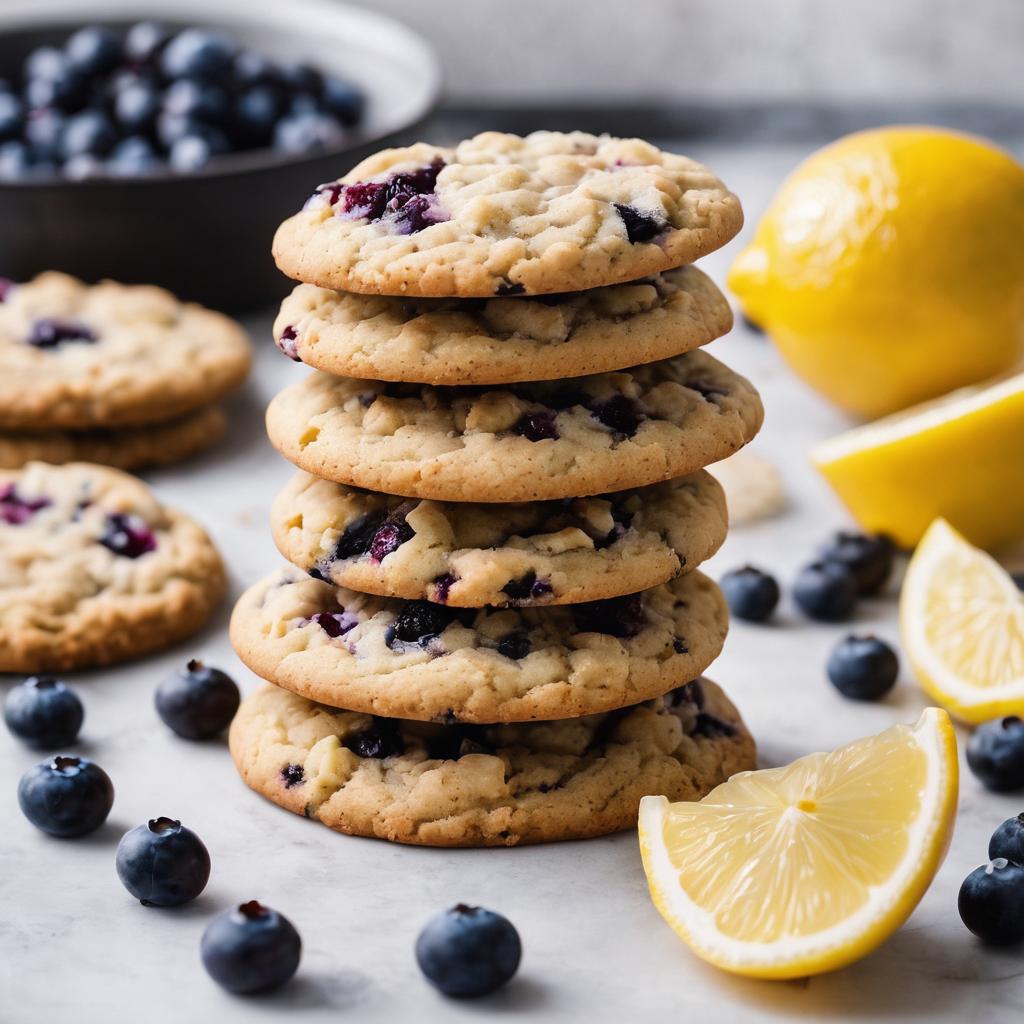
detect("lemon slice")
[638,709,958,979]
[811,371,1024,550]
[900,517,1024,723]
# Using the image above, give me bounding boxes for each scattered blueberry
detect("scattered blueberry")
[116,817,210,907]
[4,676,84,748]
[415,904,521,998]
[720,566,779,623]
[792,560,858,622]
[989,814,1024,864]
[967,717,1024,791]
[826,635,899,701]
[201,901,302,994]
[958,859,1024,945]
[818,531,895,596]
[155,660,240,740]
[99,513,157,558]
[18,755,114,837]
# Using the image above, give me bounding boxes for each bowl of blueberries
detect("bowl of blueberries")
[0,0,441,310]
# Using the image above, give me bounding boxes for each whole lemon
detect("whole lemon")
[729,126,1024,419]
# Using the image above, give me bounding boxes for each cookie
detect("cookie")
[273,265,732,384]
[229,566,728,723]
[0,406,227,471]
[272,131,742,297]
[271,470,727,607]
[0,461,226,672]
[266,350,763,502]
[229,677,755,846]
[0,272,251,429]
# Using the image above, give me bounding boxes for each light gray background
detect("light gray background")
[353,0,1023,104]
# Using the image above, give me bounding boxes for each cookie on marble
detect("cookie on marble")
[272,131,742,297]
[0,461,226,672]
[229,677,755,846]
[0,273,251,430]
[0,406,226,471]
[271,470,727,607]
[273,265,732,384]
[266,350,763,502]
[229,566,728,723]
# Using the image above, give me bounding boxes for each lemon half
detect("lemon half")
[639,709,958,979]
[811,371,1024,550]
[901,517,1024,723]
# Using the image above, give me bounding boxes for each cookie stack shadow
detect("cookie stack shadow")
[229,134,764,847]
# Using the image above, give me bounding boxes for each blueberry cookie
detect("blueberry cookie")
[271,470,727,607]
[0,273,251,430]
[273,266,731,384]
[229,567,728,723]
[0,461,225,672]
[229,677,755,846]
[266,350,763,502]
[272,131,742,297]
[0,406,226,471]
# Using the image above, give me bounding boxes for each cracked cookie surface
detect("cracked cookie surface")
[0,461,226,671]
[0,273,251,429]
[273,265,731,384]
[266,349,762,502]
[271,470,727,607]
[229,566,728,723]
[272,131,742,297]
[229,677,755,846]
[0,406,227,471]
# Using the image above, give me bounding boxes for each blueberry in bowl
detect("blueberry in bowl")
[0,4,439,311]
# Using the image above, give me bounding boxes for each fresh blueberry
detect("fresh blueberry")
[24,46,67,82]
[277,61,323,96]
[235,85,283,143]
[162,78,230,124]
[415,904,521,998]
[232,50,279,88]
[319,76,364,126]
[958,859,1024,945]
[99,513,156,558]
[124,21,171,65]
[4,677,84,748]
[0,91,23,142]
[826,635,898,700]
[818,531,895,596]
[168,128,229,172]
[65,26,123,78]
[0,140,31,180]
[24,108,66,160]
[113,80,160,132]
[720,566,779,623]
[792,560,858,622]
[61,109,117,159]
[967,717,1024,791]
[273,111,345,154]
[18,755,113,837]
[62,153,105,181]
[161,29,235,81]
[201,901,302,994]
[24,70,86,114]
[116,817,211,907]
[155,659,240,740]
[108,136,158,176]
[989,813,1024,864]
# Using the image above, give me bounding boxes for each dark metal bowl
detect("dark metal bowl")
[0,0,441,311]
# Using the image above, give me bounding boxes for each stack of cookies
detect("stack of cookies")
[229,131,764,847]
[0,273,251,470]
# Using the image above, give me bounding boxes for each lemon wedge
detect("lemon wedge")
[638,709,958,979]
[900,517,1024,723]
[811,371,1024,550]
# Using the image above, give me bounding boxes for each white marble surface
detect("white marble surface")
[4,142,1024,1022]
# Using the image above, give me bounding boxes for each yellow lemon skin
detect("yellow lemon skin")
[811,373,1024,550]
[729,126,1024,419]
